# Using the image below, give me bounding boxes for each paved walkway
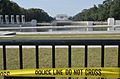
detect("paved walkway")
[16,35,120,38]
[16,31,120,34]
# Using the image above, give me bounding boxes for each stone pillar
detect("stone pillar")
[21,15,25,24]
[107,18,115,25]
[11,15,14,24]
[86,21,93,31]
[0,15,3,24]
[30,19,37,32]
[107,18,115,31]
[16,15,20,24]
[31,19,37,26]
[115,20,120,25]
[5,15,9,24]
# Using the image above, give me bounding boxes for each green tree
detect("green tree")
[73,0,115,21]
[97,0,113,21]
[73,5,98,21]
[0,0,53,22]
[25,8,53,22]
[110,0,120,20]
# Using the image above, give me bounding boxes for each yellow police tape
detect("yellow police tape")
[0,67,120,78]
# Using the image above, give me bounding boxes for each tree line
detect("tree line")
[0,0,120,22]
[0,0,53,22]
[72,0,120,21]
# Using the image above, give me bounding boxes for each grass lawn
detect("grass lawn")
[0,47,118,79]
[0,48,118,69]
[1,33,120,39]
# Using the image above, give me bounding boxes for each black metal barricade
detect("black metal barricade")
[0,39,120,79]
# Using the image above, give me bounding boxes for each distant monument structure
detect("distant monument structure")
[0,15,3,24]
[55,14,68,21]
[0,15,37,32]
[21,15,25,24]
[11,15,14,24]
[0,15,26,24]
[52,14,72,26]
[107,18,115,25]
[16,15,20,24]
[5,15,9,24]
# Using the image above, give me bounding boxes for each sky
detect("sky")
[10,0,105,17]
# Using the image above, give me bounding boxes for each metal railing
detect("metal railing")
[0,39,120,79]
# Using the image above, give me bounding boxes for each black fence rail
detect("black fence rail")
[0,39,120,79]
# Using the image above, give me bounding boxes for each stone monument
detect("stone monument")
[107,18,115,31]
[31,19,37,26]
[87,21,93,31]
[11,15,14,24]
[107,18,115,25]
[0,15,3,24]
[5,15,9,24]
[16,15,20,24]
[21,15,25,24]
